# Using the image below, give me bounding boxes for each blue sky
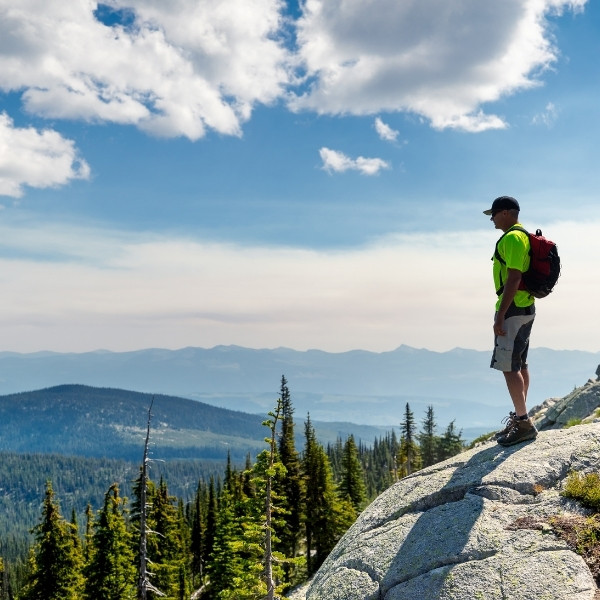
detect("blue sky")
[0,0,598,354]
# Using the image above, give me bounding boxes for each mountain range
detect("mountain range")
[0,345,597,435]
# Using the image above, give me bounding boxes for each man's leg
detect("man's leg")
[491,310,536,445]
[503,370,527,417]
[498,366,537,446]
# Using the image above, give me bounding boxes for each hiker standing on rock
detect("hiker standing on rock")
[485,196,538,446]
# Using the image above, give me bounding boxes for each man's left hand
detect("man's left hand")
[494,314,506,336]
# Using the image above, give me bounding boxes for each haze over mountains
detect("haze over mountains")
[0,345,597,436]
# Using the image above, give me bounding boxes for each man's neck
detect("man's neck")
[502,220,519,232]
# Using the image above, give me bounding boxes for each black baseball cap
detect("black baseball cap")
[483,196,520,215]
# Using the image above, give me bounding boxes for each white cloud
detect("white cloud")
[0,0,290,140]
[319,147,389,175]
[532,102,559,127]
[291,0,587,132]
[374,117,399,142]
[0,112,90,198]
[0,216,596,354]
[0,0,587,140]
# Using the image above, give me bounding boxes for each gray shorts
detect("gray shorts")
[490,304,535,372]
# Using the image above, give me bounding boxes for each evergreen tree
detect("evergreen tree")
[339,435,366,511]
[276,375,303,564]
[326,437,344,481]
[224,451,234,492]
[242,453,255,499]
[203,476,218,569]
[177,499,192,600]
[418,405,439,468]
[208,398,291,600]
[83,503,94,563]
[398,403,421,477]
[303,415,355,575]
[20,481,84,600]
[147,478,190,600]
[133,399,160,600]
[84,484,136,600]
[190,480,206,587]
[206,486,239,597]
[437,420,465,461]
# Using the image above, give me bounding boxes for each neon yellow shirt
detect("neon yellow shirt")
[493,223,534,310]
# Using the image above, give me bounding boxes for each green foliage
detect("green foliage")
[398,403,421,477]
[565,418,583,428]
[468,432,496,447]
[418,406,438,468]
[563,471,600,511]
[339,435,366,510]
[328,405,465,501]
[3,383,469,599]
[303,416,356,575]
[277,375,304,568]
[83,484,136,600]
[20,481,85,600]
[550,514,600,585]
[145,479,191,599]
[0,450,223,567]
[553,471,600,585]
[437,420,465,462]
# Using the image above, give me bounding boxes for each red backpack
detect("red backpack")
[494,227,561,299]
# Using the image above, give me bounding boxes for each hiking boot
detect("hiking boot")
[497,418,538,447]
[494,411,517,439]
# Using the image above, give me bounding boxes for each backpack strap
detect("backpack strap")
[493,226,529,296]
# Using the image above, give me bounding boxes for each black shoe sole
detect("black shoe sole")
[497,432,537,447]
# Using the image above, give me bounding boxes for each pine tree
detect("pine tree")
[260,396,288,600]
[176,499,192,600]
[84,484,136,600]
[276,375,303,566]
[189,480,206,587]
[133,399,161,600]
[242,453,255,499]
[84,503,94,563]
[21,481,84,600]
[224,451,234,492]
[204,476,218,569]
[303,415,355,575]
[206,486,240,597]
[208,398,291,600]
[147,478,190,600]
[326,437,344,481]
[437,420,465,461]
[398,403,421,477]
[339,435,366,511]
[418,405,439,468]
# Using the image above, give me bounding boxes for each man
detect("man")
[484,196,537,446]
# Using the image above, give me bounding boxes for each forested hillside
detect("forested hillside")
[0,384,386,462]
[0,384,267,461]
[0,378,466,599]
[0,453,222,553]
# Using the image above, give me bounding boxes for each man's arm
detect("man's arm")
[494,268,522,336]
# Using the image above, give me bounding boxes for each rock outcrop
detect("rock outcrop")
[306,424,600,600]
[531,376,600,430]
